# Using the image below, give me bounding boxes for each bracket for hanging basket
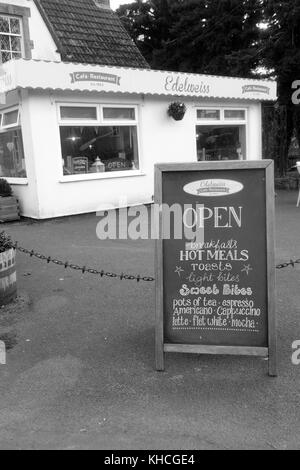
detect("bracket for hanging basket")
[167,102,187,121]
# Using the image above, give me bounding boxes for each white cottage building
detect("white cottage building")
[0,0,276,219]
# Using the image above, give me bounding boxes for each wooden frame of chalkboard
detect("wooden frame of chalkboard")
[155,160,277,377]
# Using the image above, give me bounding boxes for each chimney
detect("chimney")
[93,0,111,9]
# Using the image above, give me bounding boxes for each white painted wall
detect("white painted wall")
[1,89,40,218]
[2,0,61,61]
[23,90,263,219]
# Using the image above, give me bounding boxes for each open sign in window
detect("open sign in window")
[60,125,139,175]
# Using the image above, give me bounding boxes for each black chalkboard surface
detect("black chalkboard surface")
[155,161,277,376]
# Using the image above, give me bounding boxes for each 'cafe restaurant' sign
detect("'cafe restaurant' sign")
[70,71,121,86]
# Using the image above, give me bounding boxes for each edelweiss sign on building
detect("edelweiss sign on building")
[0,60,277,101]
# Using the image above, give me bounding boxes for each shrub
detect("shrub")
[0,231,14,253]
[0,179,12,197]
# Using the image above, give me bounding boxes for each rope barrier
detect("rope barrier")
[276,259,300,269]
[11,242,300,283]
[12,242,155,283]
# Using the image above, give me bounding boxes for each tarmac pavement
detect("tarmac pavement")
[0,190,299,450]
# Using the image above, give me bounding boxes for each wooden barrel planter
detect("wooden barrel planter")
[0,248,17,305]
[0,196,20,223]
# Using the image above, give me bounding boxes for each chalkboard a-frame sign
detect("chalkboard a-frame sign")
[155,161,277,377]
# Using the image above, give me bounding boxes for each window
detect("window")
[197,109,221,120]
[103,107,135,121]
[60,106,97,121]
[0,15,23,63]
[58,105,140,176]
[224,109,246,121]
[2,109,19,127]
[196,125,246,161]
[196,108,247,161]
[0,107,26,178]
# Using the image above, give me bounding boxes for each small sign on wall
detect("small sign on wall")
[155,161,277,376]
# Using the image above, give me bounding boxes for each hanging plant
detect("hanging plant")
[167,102,187,121]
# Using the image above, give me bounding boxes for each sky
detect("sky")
[110,0,130,10]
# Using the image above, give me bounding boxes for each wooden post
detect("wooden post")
[155,167,164,371]
[266,161,277,377]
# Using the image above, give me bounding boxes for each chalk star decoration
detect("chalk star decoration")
[175,266,185,277]
[242,264,253,276]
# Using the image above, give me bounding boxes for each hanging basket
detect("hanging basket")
[167,102,187,121]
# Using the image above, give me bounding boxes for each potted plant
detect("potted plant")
[0,231,17,305]
[0,179,20,222]
[167,102,187,121]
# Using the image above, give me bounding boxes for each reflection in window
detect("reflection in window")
[60,126,139,175]
[0,128,26,177]
[196,125,246,161]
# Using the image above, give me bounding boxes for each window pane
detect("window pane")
[0,128,27,178]
[196,125,246,161]
[0,35,10,51]
[3,110,19,126]
[10,18,21,35]
[1,51,11,63]
[10,36,21,52]
[60,106,97,121]
[0,16,9,33]
[12,51,22,60]
[103,108,135,120]
[224,110,246,120]
[60,126,139,175]
[197,109,220,120]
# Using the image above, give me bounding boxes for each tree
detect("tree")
[261,0,300,174]
[117,0,174,66]
[117,1,300,173]
[156,0,263,76]
[118,0,263,76]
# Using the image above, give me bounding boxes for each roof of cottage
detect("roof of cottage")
[34,0,149,69]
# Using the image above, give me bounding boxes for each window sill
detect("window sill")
[5,178,28,186]
[59,170,146,183]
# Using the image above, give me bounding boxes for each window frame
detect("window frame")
[57,102,143,181]
[196,107,247,125]
[0,104,27,182]
[1,106,20,129]
[58,103,99,124]
[0,14,24,63]
[101,104,137,124]
[0,3,32,64]
[224,108,247,122]
[195,106,248,162]
[196,108,221,122]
